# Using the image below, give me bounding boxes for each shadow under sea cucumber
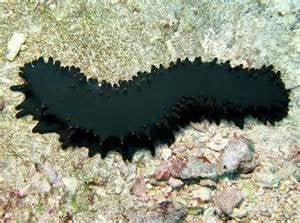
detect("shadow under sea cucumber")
[10,56,290,160]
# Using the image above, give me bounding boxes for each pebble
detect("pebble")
[169,159,185,178]
[255,167,281,188]
[167,177,184,189]
[230,208,248,218]
[277,163,297,180]
[129,174,147,198]
[160,147,172,160]
[191,187,212,201]
[154,159,185,180]
[179,156,217,180]
[38,178,51,193]
[171,144,188,154]
[62,177,79,194]
[199,179,217,188]
[219,137,257,173]
[215,185,244,215]
[115,184,123,194]
[6,32,26,61]
[202,208,221,223]
[127,201,186,223]
[154,161,171,180]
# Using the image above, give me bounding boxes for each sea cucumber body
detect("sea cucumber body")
[11,57,290,159]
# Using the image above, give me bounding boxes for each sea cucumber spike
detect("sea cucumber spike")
[266,65,273,71]
[38,57,44,63]
[194,56,202,64]
[16,110,29,118]
[48,57,54,64]
[32,60,38,66]
[54,60,61,68]
[113,83,118,89]
[211,57,218,64]
[10,85,24,92]
[183,57,190,64]
[224,60,230,66]
[70,66,75,73]
[127,80,133,86]
[88,78,98,85]
[24,63,33,70]
[151,65,158,73]
[234,64,243,71]
[159,64,164,71]
[169,61,175,68]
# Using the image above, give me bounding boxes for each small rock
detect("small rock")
[38,178,51,193]
[215,185,244,215]
[255,167,281,188]
[230,208,248,218]
[154,159,185,180]
[167,177,184,188]
[129,174,147,199]
[39,163,60,186]
[160,147,172,160]
[6,32,26,61]
[201,208,221,223]
[199,179,217,188]
[169,159,185,178]
[192,187,212,201]
[172,144,188,154]
[62,177,79,194]
[141,159,156,178]
[219,137,257,173]
[126,201,186,223]
[154,161,171,180]
[179,156,217,180]
[0,97,4,111]
[238,160,260,174]
[277,162,297,180]
[115,183,123,194]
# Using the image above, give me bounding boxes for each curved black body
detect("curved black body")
[10,57,290,160]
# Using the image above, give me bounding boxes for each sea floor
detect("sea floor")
[0,0,299,222]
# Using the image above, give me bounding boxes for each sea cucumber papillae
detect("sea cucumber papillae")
[10,57,290,160]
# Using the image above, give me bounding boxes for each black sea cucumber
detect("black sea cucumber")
[10,57,290,160]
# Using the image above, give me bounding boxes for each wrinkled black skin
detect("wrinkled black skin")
[11,57,290,160]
